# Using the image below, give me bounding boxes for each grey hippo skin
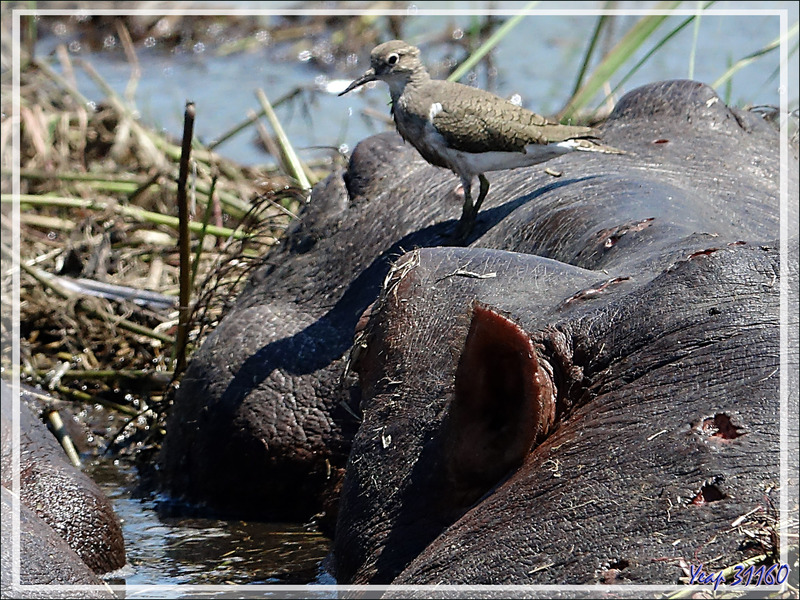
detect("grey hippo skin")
[160,127,462,523]
[1,381,124,596]
[1,489,114,598]
[332,79,797,584]
[160,78,795,540]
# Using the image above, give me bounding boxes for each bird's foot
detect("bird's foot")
[452,208,476,244]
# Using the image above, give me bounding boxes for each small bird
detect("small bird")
[339,40,625,240]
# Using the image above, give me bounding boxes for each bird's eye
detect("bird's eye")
[387,53,399,65]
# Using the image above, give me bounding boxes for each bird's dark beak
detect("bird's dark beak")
[338,68,377,96]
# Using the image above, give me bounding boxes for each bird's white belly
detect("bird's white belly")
[446,141,578,178]
[416,118,580,180]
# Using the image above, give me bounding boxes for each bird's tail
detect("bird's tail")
[573,137,626,155]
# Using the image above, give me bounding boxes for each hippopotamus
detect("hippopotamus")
[159,131,462,525]
[331,80,795,583]
[1,381,125,595]
[334,243,784,584]
[159,77,795,553]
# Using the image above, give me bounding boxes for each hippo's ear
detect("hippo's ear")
[443,303,556,507]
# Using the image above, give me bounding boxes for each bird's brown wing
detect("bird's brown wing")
[427,81,597,153]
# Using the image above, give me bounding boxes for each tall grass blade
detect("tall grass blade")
[5,194,249,240]
[256,88,312,190]
[570,13,610,100]
[447,1,540,83]
[174,102,196,376]
[593,2,715,114]
[687,1,704,80]
[559,0,682,123]
[712,20,799,91]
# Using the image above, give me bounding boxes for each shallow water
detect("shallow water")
[88,459,333,592]
[34,2,799,169]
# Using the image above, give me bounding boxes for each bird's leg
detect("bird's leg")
[459,176,474,220]
[453,174,488,242]
[474,174,490,216]
[454,176,475,243]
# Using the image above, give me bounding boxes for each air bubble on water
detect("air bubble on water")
[452,28,464,40]
[103,35,116,49]
[193,42,206,54]
[144,36,156,48]
[154,18,171,36]
[509,93,522,106]
[68,40,81,53]
[298,49,312,62]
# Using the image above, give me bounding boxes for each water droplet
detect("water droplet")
[298,49,312,62]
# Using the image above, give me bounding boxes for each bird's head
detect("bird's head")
[338,40,425,97]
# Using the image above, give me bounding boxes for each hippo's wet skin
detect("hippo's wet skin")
[335,243,783,584]
[1,382,123,597]
[331,81,795,584]
[160,79,794,582]
[160,132,460,523]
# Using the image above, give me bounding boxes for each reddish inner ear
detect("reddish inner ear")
[444,303,556,506]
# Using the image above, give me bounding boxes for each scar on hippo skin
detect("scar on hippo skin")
[598,559,631,584]
[561,276,631,306]
[695,413,746,442]
[579,218,655,262]
[601,217,655,249]
[688,242,747,260]
[688,247,719,259]
[441,303,557,509]
[690,476,727,506]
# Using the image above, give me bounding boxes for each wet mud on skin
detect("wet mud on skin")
[87,460,332,587]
